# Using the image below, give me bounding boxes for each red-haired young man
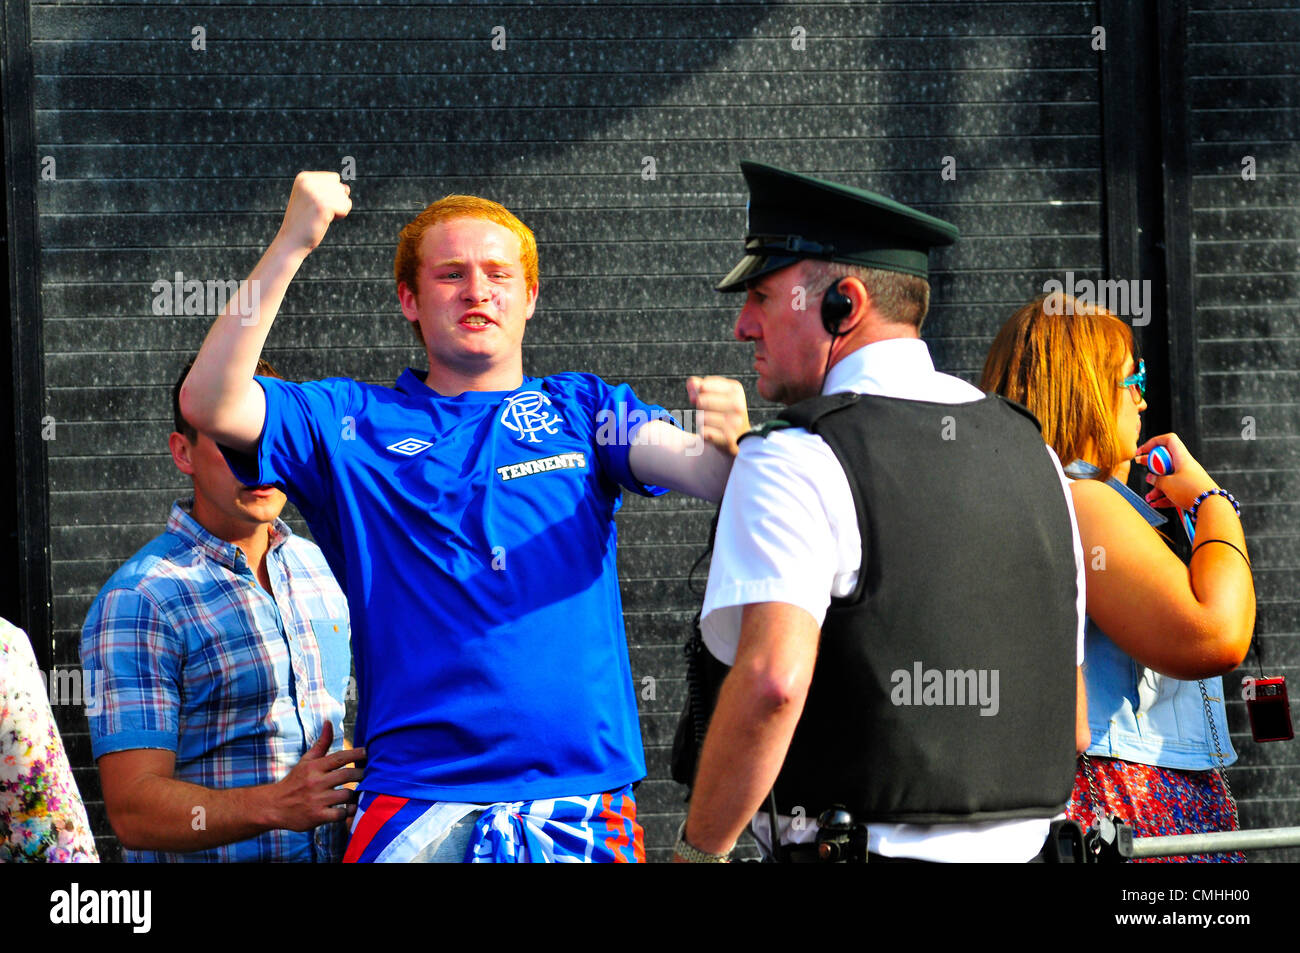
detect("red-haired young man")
[183,173,748,862]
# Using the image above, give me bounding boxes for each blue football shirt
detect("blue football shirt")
[223,369,669,802]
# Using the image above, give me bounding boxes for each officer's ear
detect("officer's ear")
[834,276,874,334]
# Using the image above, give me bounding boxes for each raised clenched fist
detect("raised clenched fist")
[277,171,353,255]
[687,376,751,458]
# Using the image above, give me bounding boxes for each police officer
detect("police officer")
[674,163,1088,863]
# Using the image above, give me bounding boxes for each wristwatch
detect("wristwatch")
[673,820,732,862]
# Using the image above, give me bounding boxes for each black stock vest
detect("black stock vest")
[759,392,1079,823]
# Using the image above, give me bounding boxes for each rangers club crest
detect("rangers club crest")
[500,392,563,444]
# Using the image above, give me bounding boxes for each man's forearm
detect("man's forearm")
[630,376,748,500]
[108,772,285,853]
[688,443,738,502]
[683,666,809,854]
[629,423,734,502]
[180,236,308,447]
[181,171,351,450]
[681,602,819,857]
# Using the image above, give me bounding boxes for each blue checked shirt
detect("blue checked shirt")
[81,500,352,862]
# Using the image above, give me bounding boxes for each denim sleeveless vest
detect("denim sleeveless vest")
[1066,461,1237,770]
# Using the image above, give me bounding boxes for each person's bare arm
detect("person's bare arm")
[97,722,364,852]
[1072,435,1254,679]
[678,602,819,858]
[180,172,352,453]
[1076,666,1090,753]
[629,376,750,502]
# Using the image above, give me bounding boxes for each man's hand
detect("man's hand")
[98,720,366,852]
[688,376,750,457]
[264,722,365,832]
[276,171,352,256]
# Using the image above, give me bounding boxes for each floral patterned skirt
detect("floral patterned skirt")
[1066,756,1244,863]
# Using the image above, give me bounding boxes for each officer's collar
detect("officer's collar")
[822,338,934,396]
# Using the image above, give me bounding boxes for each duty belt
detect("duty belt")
[772,815,1088,863]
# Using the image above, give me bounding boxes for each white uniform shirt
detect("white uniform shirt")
[701,338,1087,862]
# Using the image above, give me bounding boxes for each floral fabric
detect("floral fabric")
[1068,755,1243,863]
[1,618,98,862]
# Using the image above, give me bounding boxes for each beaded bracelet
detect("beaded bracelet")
[1188,488,1241,523]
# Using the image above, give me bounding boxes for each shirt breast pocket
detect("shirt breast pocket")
[310,618,351,706]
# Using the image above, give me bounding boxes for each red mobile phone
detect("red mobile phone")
[1242,676,1294,743]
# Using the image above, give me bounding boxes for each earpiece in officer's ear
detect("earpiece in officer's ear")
[820,280,853,336]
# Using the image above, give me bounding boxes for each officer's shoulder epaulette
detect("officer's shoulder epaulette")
[783,393,858,430]
[741,419,793,442]
[740,393,861,443]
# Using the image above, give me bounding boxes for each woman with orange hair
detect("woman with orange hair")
[981,294,1255,861]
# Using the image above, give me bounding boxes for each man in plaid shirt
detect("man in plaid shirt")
[80,359,361,862]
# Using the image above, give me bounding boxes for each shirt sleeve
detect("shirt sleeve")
[700,429,847,664]
[586,376,675,498]
[80,588,183,758]
[219,376,358,507]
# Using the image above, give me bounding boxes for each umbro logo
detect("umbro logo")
[387,437,433,456]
